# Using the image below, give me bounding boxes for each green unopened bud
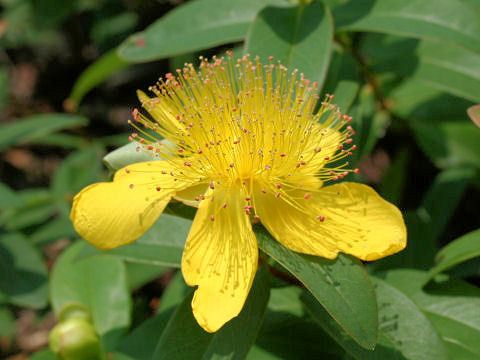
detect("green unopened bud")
[58,303,92,323]
[49,318,102,360]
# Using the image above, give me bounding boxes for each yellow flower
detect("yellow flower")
[70,53,406,333]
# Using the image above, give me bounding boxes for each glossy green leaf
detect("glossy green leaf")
[0,306,14,336]
[68,50,130,108]
[50,242,131,351]
[428,229,480,280]
[244,1,333,88]
[77,213,191,267]
[380,269,480,360]
[0,189,57,231]
[248,286,345,359]
[112,311,173,360]
[118,0,287,62]
[51,147,104,198]
[390,80,480,168]
[30,216,76,245]
[320,46,360,112]
[125,262,168,291]
[374,167,473,270]
[412,41,480,103]
[103,141,159,172]
[349,86,377,161]
[157,271,189,313]
[304,277,450,360]
[0,66,9,112]
[255,225,378,350]
[0,114,88,151]
[29,349,56,360]
[334,0,480,54]
[112,272,187,360]
[412,119,480,168]
[152,267,270,360]
[0,182,20,209]
[378,148,409,204]
[0,233,48,308]
[91,12,138,48]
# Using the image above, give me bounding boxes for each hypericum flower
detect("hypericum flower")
[70,53,406,333]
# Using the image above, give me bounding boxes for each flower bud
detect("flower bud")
[49,307,102,360]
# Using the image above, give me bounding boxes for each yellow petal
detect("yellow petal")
[71,161,192,250]
[174,183,208,208]
[254,182,406,261]
[181,187,258,332]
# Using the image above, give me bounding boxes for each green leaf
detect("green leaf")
[304,276,450,360]
[112,311,174,360]
[0,113,88,151]
[389,80,480,168]
[374,167,474,270]
[112,272,187,360]
[0,66,9,112]
[68,50,130,108]
[30,216,77,245]
[334,0,480,54]
[244,1,333,88]
[0,306,15,336]
[90,12,138,48]
[248,286,345,359]
[317,44,360,112]
[157,271,189,313]
[118,0,287,63]
[428,229,480,280]
[380,269,480,360]
[0,233,48,308]
[77,213,191,267]
[0,182,21,209]
[378,148,409,204]
[152,267,270,360]
[103,141,159,172]
[0,189,57,231]
[349,86,377,161]
[50,242,131,351]
[51,147,104,199]
[29,349,56,360]
[411,40,480,103]
[125,262,168,291]
[255,225,378,350]
[411,118,480,168]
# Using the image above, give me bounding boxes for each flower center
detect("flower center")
[127,53,359,219]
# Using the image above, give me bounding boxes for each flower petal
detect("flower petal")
[71,161,192,250]
[181,188,258,332]
[174,183,208,207]
[254,182,406,261]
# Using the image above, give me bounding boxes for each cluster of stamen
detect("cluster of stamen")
[125,52,360,224]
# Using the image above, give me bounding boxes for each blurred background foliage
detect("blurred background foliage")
[0,0,479,359]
